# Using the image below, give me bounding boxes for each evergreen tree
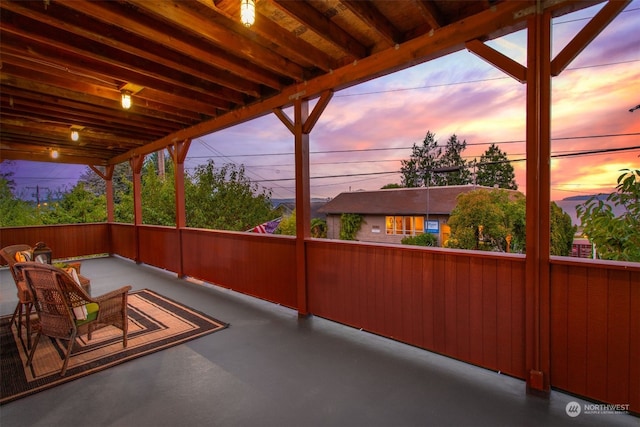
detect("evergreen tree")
[400,131,441,187]
[434,134,472,186]
[475,144,517,189]
[78,163,131,198]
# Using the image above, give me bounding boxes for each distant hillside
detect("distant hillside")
[555,194,625,227]
[559,194,611,202]
[271,198,330,219]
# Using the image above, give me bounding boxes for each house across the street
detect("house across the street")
[318,185,509,246]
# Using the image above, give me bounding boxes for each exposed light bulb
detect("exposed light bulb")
[71,130,79,141]
[121,91,132,109]
[240,0,255,27]
[51,149,59,159]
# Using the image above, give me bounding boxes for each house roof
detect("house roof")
[318,185,517,215]
[0,0,603,166]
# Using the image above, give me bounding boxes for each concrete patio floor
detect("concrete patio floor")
[0,256,637,427]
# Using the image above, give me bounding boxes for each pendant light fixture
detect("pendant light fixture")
[121,90,132,109]
[240,0,255,27]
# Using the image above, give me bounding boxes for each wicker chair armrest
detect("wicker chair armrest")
[93,286,132,321]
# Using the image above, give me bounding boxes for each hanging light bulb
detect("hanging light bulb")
[240,0,255,27]
[121,90,132,109]
[70,129,79,141]
[51,149,59,159]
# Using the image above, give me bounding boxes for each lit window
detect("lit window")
[385,216,426,235]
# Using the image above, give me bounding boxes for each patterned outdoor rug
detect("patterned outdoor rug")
[1,289,228,404]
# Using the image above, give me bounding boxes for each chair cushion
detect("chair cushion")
[74,302,99,326]
[14,251,32,262]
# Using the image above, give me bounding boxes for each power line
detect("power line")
[187,132,640,160]
[249,145,640,184]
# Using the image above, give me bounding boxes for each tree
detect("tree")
[0,175,39,226]
[78,163,132,200]
[277,211,296,235]
[400,131,441,187]
[273,211,326,237]
[446,189,526,252]
[184,160,279,231]
[78,162,134,223]
[40,183,106,224]
[311,218,327,238]
[381,183,402,189]
[475,144,518,189]
[550,202,576,257]
[433,134,472,186]
[141,156,175,226]
[577,169,640,262]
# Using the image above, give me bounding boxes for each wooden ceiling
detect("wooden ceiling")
[0,0,603,166]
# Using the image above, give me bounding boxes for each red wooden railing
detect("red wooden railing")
[1,224,638,412]
[180,228,297,308]
[550,256,639,412]
[0,224,109,260]
[306,240,527,379]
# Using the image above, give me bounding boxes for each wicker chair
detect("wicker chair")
[0,244,36,348]
[15,262,132,376]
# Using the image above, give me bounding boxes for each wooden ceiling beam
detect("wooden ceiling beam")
[0,95,172,139]
[0,17,242,108]
[1,83,202,129]
[58,0,284,90]
[0,146,109,166]
[414,0,446,30]
[0,70,195,133]
[0,118,155,147]
[272,0,368,60]
[341,0,403,46]
[109,0,541,165]
[0,0,262,99]
[199,0,336,73]
[129,0,306,82]
[0,51,220,121]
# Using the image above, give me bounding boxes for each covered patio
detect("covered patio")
[0,256,636,426]
[1,0,638,422]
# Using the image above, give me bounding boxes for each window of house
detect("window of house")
[385,216,425,235]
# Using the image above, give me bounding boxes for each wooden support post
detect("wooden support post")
[130,155,145,263]
[167,140,191,277]
[294,99,311,315]
[275,91,333,316]
[525,7,552,396]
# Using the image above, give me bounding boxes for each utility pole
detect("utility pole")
[25,185,50,206]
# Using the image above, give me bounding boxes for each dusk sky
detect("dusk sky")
[3,2,639,203]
